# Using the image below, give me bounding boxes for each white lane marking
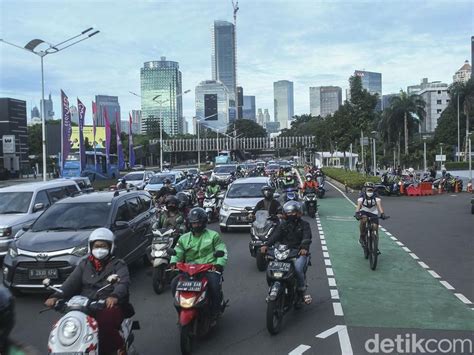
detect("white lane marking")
[323,251,330,258]
[328,278,337,287]
[390,236,398,241]
[316,324,344,338]
[402,246,411,252]
[321,240,327,245]
[380,227,387,232]
[332,302,344,316]
[440,281,455,290]
[326,267,334,276]
[409,253,419,260]
[330,289,340,299]
[396,241,404,246]
[324,259,332,266]
[288,344,311,355]
[454,293,472,304]
[418,261,430,269]
[385,232,392,236]
[320,234,325,240]
[428,270,441,279]
[316,325,353,355]
[322,245,328,251]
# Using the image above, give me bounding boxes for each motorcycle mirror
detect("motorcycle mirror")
[42,278,51,287]
[167,248,177,256]
[107,274,120,284]
[214,250,225,258]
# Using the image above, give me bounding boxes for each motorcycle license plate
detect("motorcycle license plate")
[28,268,58,280]
[176,280,203,292]
[268,261,291,272]
[153,236,170,243]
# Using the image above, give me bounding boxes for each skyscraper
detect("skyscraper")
[256,108,264,127]
[309,86,342,117]
[40,93,54,120]
[95,95,121,128]
[243,96,256,121]
[264,109,271,126]
[195,80,229,131]
[354,70,382,110]
[273,80,294,130]
[212,21,237,107]
[140,57,183,136]
[70,105,79,125]
[131,110,142,134]
[31,106,40,119]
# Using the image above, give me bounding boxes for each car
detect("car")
[3,190,156,291]
[0,180,81,257]
[144,171,186,194]
[57,177,94,193]
[121,170,154,190]
[186,168,199,177]
[211,164,237,184]
[264,164,280,176]
[256,161,266,170]
[219,177,275,232]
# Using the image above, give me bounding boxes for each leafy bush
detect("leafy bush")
[444,161,470,170]
[323,168,380,190]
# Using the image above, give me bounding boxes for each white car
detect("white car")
[121,171,154,190]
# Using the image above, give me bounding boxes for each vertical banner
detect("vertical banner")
[129,113,135,168]
[77,98,86,172]
[92,101,97,169]
[115,112,125,170]
[61,90,72,173]
[104,107,111,167]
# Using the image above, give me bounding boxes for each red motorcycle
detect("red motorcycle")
[196,188,205,208]
[171,250,226,355]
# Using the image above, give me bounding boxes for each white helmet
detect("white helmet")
[408,167,415,174]
[88,228,115,254]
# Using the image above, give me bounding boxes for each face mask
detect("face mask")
[286,214,298,222]
[167,205,177,212]
[306,178,311,181]
[92,248,110,260]
[366,192,374,197]
[191,224,205,234]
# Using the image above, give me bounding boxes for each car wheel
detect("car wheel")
[471,204,474,214]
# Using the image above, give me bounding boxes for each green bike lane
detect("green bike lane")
[317,191,474,353]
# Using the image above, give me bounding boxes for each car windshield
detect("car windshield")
[150,174,175,184]
[0,192,33,214]
[31,202,110,232]
[267,165,279,170]
[214,166,236,174]
[124,173,144,181]
[227,183,267,198]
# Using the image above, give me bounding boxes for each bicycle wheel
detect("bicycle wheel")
[368,228,378,270]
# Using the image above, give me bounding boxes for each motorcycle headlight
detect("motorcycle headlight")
[275,249,290,261]
[71,244,88,257]
[8,245,18,258]
[179,295,196,308]
[58,317,82,346]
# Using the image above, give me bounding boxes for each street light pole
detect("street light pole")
[371,131,377,176]
[423,136,427,172]
[457,94,460,162]
[468,132,472,185]
[194,113,218,170]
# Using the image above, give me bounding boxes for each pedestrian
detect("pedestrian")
[430,165,436,179]
[32,166,37,179]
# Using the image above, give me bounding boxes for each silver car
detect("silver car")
[219,177,274,232]
[211,164,237,184]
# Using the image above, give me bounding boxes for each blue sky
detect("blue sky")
[1,0,472,130]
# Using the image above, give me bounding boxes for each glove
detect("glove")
[354,212,361,220]
[380,213,386,220]
[169,263,177,270]
[214,265,223,273]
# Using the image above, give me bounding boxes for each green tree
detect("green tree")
[229,119,267,138]
[28,124,42,156]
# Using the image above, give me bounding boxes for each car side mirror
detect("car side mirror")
[214,250,225,258]
[114,221,130,230]
[22,222,33,231]
[33,203,45,213]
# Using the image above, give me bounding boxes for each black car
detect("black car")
[3,190,156,291]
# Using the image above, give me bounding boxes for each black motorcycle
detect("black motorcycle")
[316,176,326,198]
[303,189,318,217]
[249,210,278,271]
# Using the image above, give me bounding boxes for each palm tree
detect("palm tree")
[388,90,426,155]
[449,79,474,160]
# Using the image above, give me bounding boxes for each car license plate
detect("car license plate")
[28,268,58,280]
[153,236,170,243]
[176,280,202,292]
[238,215,249,222]
[268,261,291,272]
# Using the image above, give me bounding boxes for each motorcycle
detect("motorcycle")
[42,275,139,354]
[249,210,278,271]
[316,176,326,198]
[303,190,318,217]
[203,192,219,222]
[196,189,205,208]
[182,188,197,206]
[151,228,180,294]
[169,250,227,355]
[265,244,309,335]
[284,188,298,202]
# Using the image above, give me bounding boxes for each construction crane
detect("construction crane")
[232,0,239,118]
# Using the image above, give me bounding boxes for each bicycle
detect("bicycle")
[355,214,389,270]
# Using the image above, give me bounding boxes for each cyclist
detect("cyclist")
[354,182,386,250]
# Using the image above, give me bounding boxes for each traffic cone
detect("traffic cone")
[454,181,460,193]
[399,182,404,195]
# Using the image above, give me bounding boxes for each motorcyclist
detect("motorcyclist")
[156,178,177,202]
[260,201,312,306]
[0,287,39,355]
[206,179,222,210]
[251,185,282,221]
[183,173,196,190]
[301,173,318,195]
[282,173,297,190]
[44,228,132,355]
[170,208,228,321]
[153,195,187,235]
[116,178,127,190]
[354,182,386,249]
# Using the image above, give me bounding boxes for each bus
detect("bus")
[62,151,119,181]
[215,150,232,165]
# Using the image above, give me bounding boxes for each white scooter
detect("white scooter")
[42,275,139,354]
[151,227,179,294]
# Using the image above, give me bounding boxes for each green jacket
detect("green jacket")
[206,185,220,195]
[170,229,228,268]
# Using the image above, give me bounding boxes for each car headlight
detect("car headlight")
[275,249,290,261]
[8,245,18,258]
[222,203,229,212]
[71,245,88,257]
[0,227,12,237]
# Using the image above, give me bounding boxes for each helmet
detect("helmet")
[187,207,208,233]
[176,192,190,209]
[165,195,179,208]
[164,178,172,185]
[261,185,275,199]
[408,167,415,174]
[305,173,312,181]
[210,179,217,186]
[0,286,14,345]
[363,182,375,189]
[283,201,303,221]
[202,175,209,183]
[89,228,115,254]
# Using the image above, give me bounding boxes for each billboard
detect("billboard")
[70,126,106,149]
[2,135,15,154]
[204,94,218,120]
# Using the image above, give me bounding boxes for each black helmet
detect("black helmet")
[187,207,207,234]
[261,185,275,199]
[283,201,303,222]
[175,192,190,209]
[164,178,172,185]
[165,195,178,208]
[0,286,14,345]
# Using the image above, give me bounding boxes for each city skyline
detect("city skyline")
[0,1,471,128]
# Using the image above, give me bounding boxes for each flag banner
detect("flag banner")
[116,112,125,170]
[92,101,97,168]
[129,113,135,168]
[77,98,86,172]
[104,107,111,166]
[61,90,72,171]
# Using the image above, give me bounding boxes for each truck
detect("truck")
[215,150,232,165]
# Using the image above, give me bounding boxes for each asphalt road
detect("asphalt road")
[6,186,474,355]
